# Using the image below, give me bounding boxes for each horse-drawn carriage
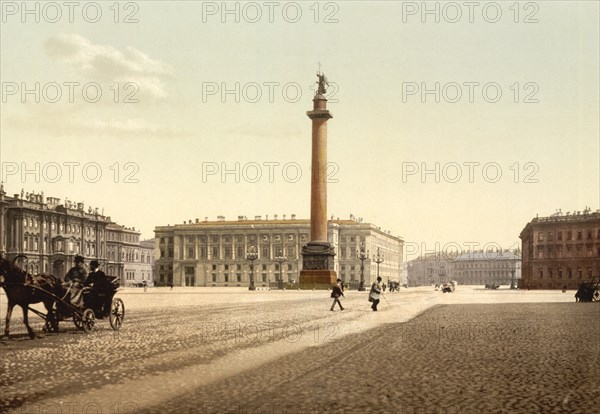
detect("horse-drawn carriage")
[441,280,457,293]
[50,275,125,333]
[0,255,124,339]
[575,277,600,302]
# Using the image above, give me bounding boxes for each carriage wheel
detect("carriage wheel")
[73,316,83,329]
[81,309,95,333]
[593,290,600,302]
[109,298,125,330]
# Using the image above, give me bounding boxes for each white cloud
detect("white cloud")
[44,33,172,99]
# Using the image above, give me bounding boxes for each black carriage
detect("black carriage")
[43,276,125,334]
[575,276,600,303]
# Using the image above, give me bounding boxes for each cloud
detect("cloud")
[5,105,190,140]
[44,33,172,99]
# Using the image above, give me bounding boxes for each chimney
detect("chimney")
[255,215,262,220]
[291,214,296,220]
[205,217,208,222]
[283,214,286,220]
[195,218,199,223]
[274,214,278,220]
[266,214,269,220]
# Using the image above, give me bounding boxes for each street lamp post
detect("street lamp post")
[274,249,286,290]
[510,267,516,289]
[374,247,384,282]
[246,245,258,291]
[357,243,369,291]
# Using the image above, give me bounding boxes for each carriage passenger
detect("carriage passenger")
[85,260,111,316]
[64,255,87,309]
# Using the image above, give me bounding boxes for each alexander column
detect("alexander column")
[299,70,337,287]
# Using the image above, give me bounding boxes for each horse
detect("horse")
[0,256,63,339]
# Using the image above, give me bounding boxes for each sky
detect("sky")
[1,1,598,261]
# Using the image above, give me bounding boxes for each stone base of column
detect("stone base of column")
[299,241,337,289]
[298,270,337,289]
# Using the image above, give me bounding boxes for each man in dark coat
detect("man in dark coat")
[330,278,345,311]
[85,260,111,316]
[369,277,382,311]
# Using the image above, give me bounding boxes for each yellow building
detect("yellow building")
[154,215,403,288]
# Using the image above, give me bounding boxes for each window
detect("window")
[549,269,553,279]
[587,230,592,240]
[568,268,573,278]
[567,231,573,240]
[578,268,583,279]
[539,270,543,279]
[236,273,242,282]
[548,232,554,241]
[557,231,562,241]
[212,264,217,271]
[212,274,217,282]
[287,264,292,271]
[187,248,194,259]
[224,264,229,270]
[538,232,544,242]
[577,231,582,240]
[261,273,267,282]
[224,274,229,282]
[262,264,267,271]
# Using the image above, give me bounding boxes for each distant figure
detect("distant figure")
[169,282,174,290]
[369,277,382,311]
[562,284,567,293]
[330,278,345,311]
[382,283,386,292]
[143,280,147,292]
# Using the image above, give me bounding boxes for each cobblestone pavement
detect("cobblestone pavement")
[1,288,597,414]
[147,302,600,414]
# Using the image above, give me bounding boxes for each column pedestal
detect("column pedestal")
[299,241,336,289]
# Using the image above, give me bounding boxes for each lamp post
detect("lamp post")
[510,267,516,289]
[374,247,384,282]
[246,245,258,291]
[357,243,369,291]
[274,249,286,290]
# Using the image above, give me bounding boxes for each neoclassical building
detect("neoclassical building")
[154,215,403,287]
[520,208,600,289]
[407,250,520,287]
[0,186,153,286]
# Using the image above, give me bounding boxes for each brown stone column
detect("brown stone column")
[299,93,337,288]
[309,96,331,242]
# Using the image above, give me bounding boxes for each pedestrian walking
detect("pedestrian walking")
[143,280,147,292]
[369,276,382,311]
[330,279,345,311]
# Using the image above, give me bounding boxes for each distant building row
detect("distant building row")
[0,186,154,286]
[520,208,600,289]
[407,249,521,287]
[406,208,600,290]
[154,216,404,288]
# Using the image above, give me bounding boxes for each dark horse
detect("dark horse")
[0,256,63,339]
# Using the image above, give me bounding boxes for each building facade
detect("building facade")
[154,216,403,288]
[453,250,521,287]
[520,208,600,289]
[407,250,520,287]
[406,253,454,287]
[0,186,152,286]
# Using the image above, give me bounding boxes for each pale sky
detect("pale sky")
[1,1,598,260]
